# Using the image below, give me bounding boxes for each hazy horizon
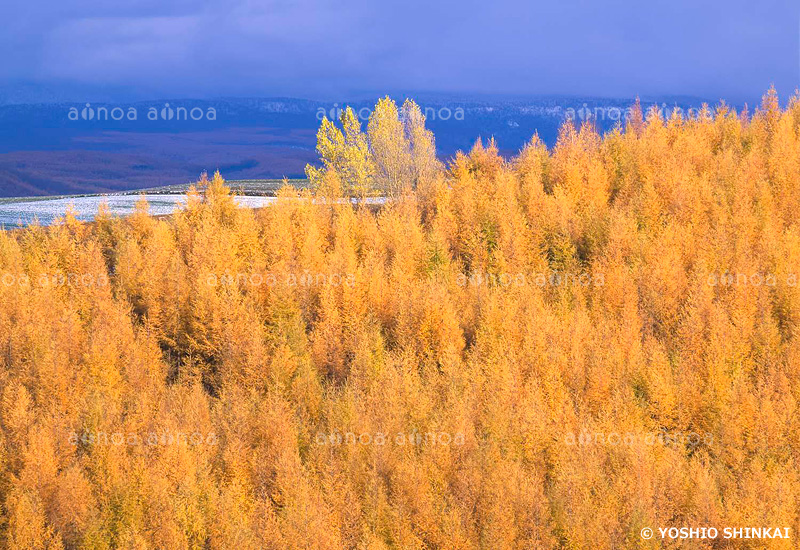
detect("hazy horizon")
[0,79,760,106]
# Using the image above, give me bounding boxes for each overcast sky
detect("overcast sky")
[2,0,798,102]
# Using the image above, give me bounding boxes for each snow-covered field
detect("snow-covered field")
[0,194,276,228]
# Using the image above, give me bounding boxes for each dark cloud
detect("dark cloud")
[2,0,798,101]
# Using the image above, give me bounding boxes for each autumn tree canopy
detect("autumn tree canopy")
[1,89,800,549]
[306,97,441,199]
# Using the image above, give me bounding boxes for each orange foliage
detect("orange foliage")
[1,90,800,548]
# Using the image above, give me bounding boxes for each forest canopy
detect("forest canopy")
[1,90,799,548]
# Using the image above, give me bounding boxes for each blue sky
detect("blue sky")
[2,0,799,102]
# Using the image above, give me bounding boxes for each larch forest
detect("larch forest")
[1,91,800,549]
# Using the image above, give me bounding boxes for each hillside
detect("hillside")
[0,93,798,548]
